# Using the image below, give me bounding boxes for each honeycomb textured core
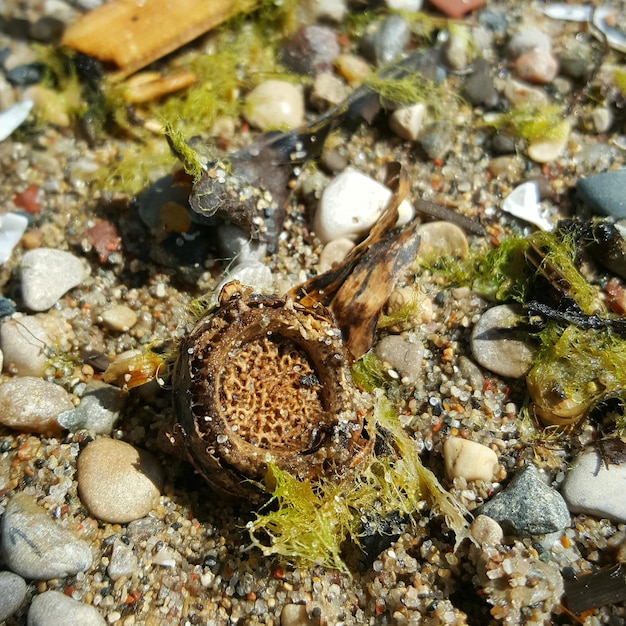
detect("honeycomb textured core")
[220,336,323,449]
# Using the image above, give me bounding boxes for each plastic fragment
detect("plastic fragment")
[502,182,553,231]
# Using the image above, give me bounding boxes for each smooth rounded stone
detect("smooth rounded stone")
[100,304,137,331]
[334,53,372,85]
[444,27,471,70]
[243,80,304,131]
[374,334,424,384]
[427,0,485,18]
[77,438,164,523]
[218,260,273,294]
[476,464,570,536]
[108,538,139,581]
[487,155,523,179]
[361,15,411,66]
[313,167,414,244]
[318,238,355,272]
[469,514,503,546]
[298,0,346,23]
[514,49,559,84]
[419,121,454,161]
[57,381,125,435]
[309,73,349,112]
[20,248,88,311]
[416,221,469,260]
[507,27,553,57]
[591,107,612,134]
[281,603,320,626]
[215,223,267,263]
[0,211,28,263]
[470,304,537,378]
[28,591,106,626]
[0,571,27,621]
[561,449,626,522]
[577,169,626,219]
[0,315,52,376]
[502,78,549,108]
[527,120,570,163]
[0,376,73,435]
[281,25,340,75]
[389,103,426,141]
[490,134,517,155]
[1,493,93,579]
[384,0,423,9]
[463,59,498,108]
[443,437,499,482]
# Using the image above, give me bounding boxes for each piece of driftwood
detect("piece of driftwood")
[62,0,259,78]
[564,563,626,615]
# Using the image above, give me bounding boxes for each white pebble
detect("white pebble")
[0,571,27,622]
[507,27,552,57]
[0,212,28,264]
[310,72,348,111]
[218,260,273,294]
[20,248,89,311]
[389,103,426,142]
[0,315,52,376]
[384,0,423,9]
[244,80,304,131]
[0,99,33,142]
[100,304,138,332]
[107,539,138,581]
[318,238,355,272]
[443,437,499,482]
[28,590,106,626]
[314,167,414,244]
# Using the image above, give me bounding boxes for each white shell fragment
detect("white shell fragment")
[541,4,593,22]
[0,212,28,264]
[314,167,415,244]
[0,100,33,142]
[502,181,553,231]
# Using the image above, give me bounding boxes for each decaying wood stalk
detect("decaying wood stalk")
[62,0,259,79]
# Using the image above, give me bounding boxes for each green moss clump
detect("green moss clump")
[247,393,470,572]
[163,122,202,181]
[351,352,394,392]
[614,68,626,97]
[484,104,568,143]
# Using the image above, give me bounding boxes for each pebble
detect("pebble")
[384,0,423,9]
[318,238,355,273]
[0,314,52,376]
[0,211,28,263]
[507,27,553,57]
[313,167,414,244]
[389,103,426,142]
[469,515,503,546]
[0,376,73,435]
[243,80,304,131]
[334,53,372,85]
[77,438,164,523]
[577,169,626,219]
[476,464,570,536]
[444,27,471,71]
[57,381,125,435]
[463,59,498,109]
[280,603,320,626]
[298,0,346,23]
[419,121,454,161]
[1,493,93,579]
[590,107,612,134]
[457,355,484,391]
[100,304,138,331]
[374,334,424,384]
[309,72,349,112]
[216,223,267,263]
[108,538,139,581]
[443,437,499,482]
[415,221,469,260]
[487,155,523,179]
[281,25,340,75]
[502,78,549,108]
[0,99,34,141]
[561,449,626,523]
[20,248,88,311]
[218,260,274,294]
[470,304,537,378]
[361,15,411,66]
[514,49,559,85]
[427,0,485,18]
[28,590,106,626]
[526,120,570,163]
[0,570,27,621]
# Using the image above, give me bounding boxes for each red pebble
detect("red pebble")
[85,220,122,262]
[428,0,486,18]
[13,183,42,213]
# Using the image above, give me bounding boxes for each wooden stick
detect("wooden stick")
[62,0,259,79]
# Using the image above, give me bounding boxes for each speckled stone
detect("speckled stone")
[20,248,88,311]
[0,571,27,621]
[577,169,626,219]
[77,438,164,523]
[476,464,570,536]
[443,437,499,482]
[469,515,503,546]
[0,376,73,435]
[28,590,106,626]
[561,449,626,523]
[1,493,93,580]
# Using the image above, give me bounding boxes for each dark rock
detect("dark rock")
[280,25,340,75]
[420,121,454,161]
[476,464,570,536]
[464,59,499,108]
[6,62,46,86]
[577,169,626,219]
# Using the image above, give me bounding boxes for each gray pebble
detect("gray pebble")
[28,590,106,626]
[375,334,424,384]
[507,27,552,57]
[0,315,52,376]
[1,493,93,580]
[108,538,139,581]
[420,121,454,161]
[361,15,410,66]
[561,449,626,523]
[77,438,164,523]
[0,570,27,621]
[215,223,267,263]
[457,355,484,391]
[281,25,340,75]
[0,376,74,435]
[464,59,498,108]
[476,464,570,536]
[20,248,88,311]
[470,304,536,378]
[57,381,125,435]
[577,169,626,219]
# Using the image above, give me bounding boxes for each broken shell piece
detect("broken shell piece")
[0,100,33,142]
[502,181,553,231]
[171,281,372,501]
[0,212,28,264]
[592,6,626,54]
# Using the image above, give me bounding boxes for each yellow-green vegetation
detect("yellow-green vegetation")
[614,67,626,97]
[527,324,626,426]
[163,122,202,182]
[484,104,569,143]
[351,352,395,392]
[247,392,469,573]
